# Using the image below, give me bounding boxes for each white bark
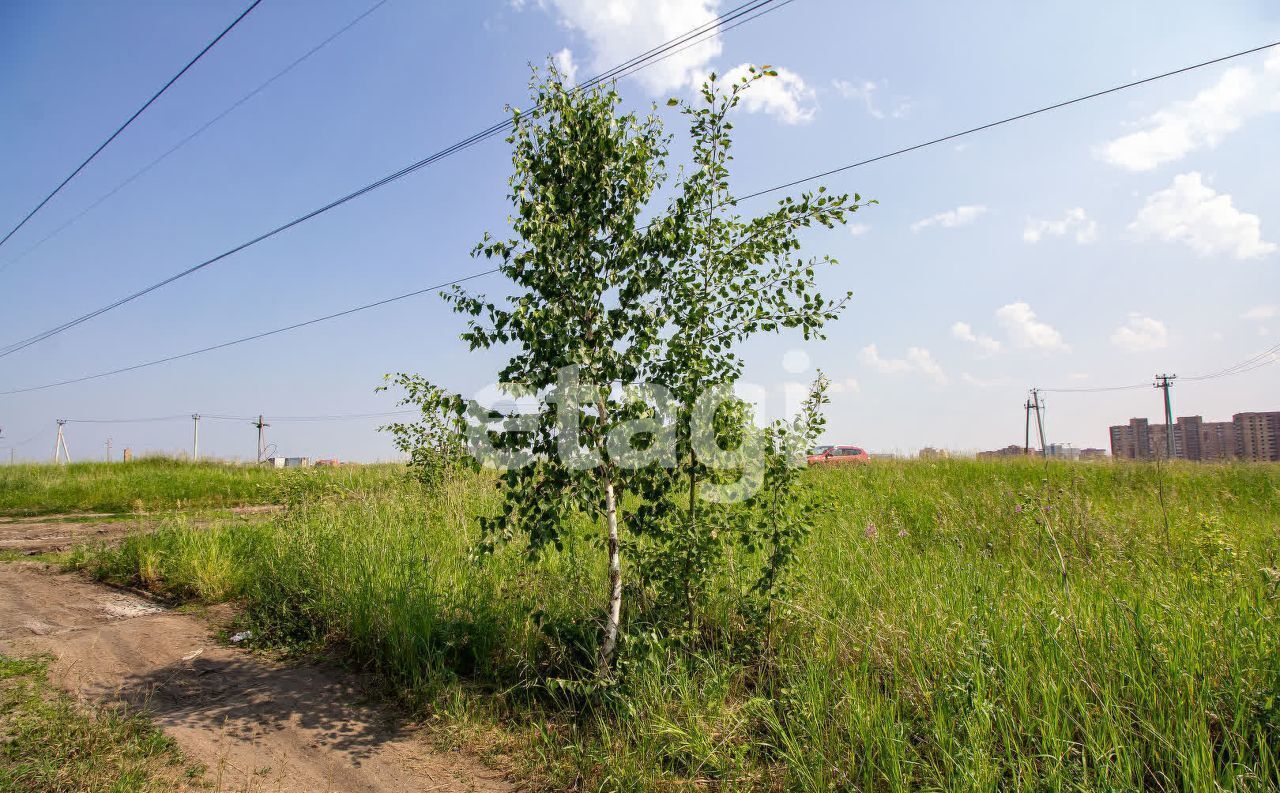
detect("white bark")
[598,477,623,672]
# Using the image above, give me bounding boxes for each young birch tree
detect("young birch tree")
[445,65,867,672]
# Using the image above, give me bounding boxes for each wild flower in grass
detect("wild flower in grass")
[864,522,878,540]
[897,527,909,538]
[1014,504,1023,513]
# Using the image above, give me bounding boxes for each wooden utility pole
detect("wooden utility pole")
[1154,373,1177,459]
[192,414,201,462]
[53,420,71,464]
[253,414,269,464]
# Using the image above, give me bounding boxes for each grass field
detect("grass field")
[0,457,401,515]
[11,457,1279,790]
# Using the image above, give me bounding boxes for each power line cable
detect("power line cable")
[0,428,50,449]
[269,410,417,422]
[1040,343,1280,393]
[63,415,190,424]
[0,271,498,395]
[0,0,264,252]
[1183,343,1280,381]
[0,0,786,359]
[0,0,389,276]
[1039,383,1149,394]
[733,39,1280,204]
[6,39,1280,395]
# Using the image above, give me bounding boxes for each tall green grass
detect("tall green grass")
[84,460,1280,790]
[0,458,401,515]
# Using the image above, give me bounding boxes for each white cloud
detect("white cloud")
[859,344,948,384]
[1023,207,1098,244]
[530,0,722,95]
[1129,172,1276,260]
[995,302,1069,352]
[911,205,988,233]
[1242,305,1277,321]
[722,64,817,125]
[950,321,1002,355]
[1099,52,1280,171]
[827,377,861,395]
[552,47,578,84]
[1110,313,1169,352]
[831,78,913,119]
[848,222,870,236]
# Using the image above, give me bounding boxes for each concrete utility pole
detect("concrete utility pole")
[1154,373,1177,459]
[1023,398,1033,455]
[253,414,270,464]
[53,420,71,464]
[192,414,201,462]
[1030,389,1048,458]
[105,437,112,462]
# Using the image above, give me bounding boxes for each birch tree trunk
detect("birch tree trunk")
[598,477,623,672]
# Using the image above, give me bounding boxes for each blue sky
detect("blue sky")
[1,0,1278,462]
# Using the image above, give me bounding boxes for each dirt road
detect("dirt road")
[0,565,513,793]
[0,505,280,555]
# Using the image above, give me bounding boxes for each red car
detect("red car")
[807,445,869,465]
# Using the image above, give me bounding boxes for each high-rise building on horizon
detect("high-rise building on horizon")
[1235,412,1280,462]
[1108,411,1279,462]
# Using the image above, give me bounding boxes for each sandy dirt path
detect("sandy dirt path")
[0,505,281,555]
[0,565,514,793]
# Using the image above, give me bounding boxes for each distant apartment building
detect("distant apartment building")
[1108,411,1279,462]
[1045,443,1080,460]
[1200,420,1239,461]
[918,447,950,460]
[1109,418,1152,461]
[977,444,1027,460]
[1235,412,1280,462]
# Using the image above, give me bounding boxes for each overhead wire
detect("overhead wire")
[63,415,190,424]
[0,0,264,251]
[0,0,390,275]
[1039,343,1280,394]
[0,428,51,449]
[52,410,415,424]
[0,0,789,359]
[1182,343,1280,381]
[5,38,1280,395]
[0,271,495,395]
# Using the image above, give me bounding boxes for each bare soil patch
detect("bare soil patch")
[0,565,514,793]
